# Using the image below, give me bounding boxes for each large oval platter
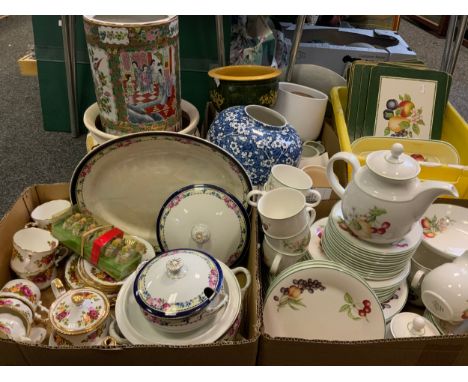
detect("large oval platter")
[70,132,252,246]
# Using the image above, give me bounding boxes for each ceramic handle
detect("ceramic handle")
[232,267,252,301]
[205,292,229,314]
[24,222,38,229]
[247,190,265,207]
[305,189,322,207]
[101,336,118,347]
[269,254,283,277]
[326,152,361,199]
[54,246,70,266]
[34,304,49,323]
[410,270,427,289]
[51,278,67,299]
[305,207,316,227]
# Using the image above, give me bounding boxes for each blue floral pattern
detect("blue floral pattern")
[207,106,302,185]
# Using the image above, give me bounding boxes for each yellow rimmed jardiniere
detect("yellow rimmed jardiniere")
[208,65,281,111]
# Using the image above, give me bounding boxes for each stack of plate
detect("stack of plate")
[263,259,385,341]
[319,202,421,302]
[308,218,409,322]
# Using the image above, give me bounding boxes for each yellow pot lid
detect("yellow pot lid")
[208,65,282,82]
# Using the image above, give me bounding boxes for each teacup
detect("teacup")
[0,279,47,314]
[247,188,317,239]
[264,165,322,206]
[407,245,449,307]
[263,237,308,277]
[273,82,328,141]
[30,199,72,229]
[265,215,312,251]
[303,141,325,155]
[0,307,47,344]
[0,297,47,325]
[421,253,468,322]
[16,263,58,291]
[11,227,64,274]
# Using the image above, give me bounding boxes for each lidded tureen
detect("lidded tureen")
[49,279,110,346]
[327,143,458,244]
[133,249,227,333]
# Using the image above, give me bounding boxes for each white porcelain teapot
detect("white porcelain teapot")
[327,143,458,244]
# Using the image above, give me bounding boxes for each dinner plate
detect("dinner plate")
[308,220,411,290]
[380,282,408,323]
[157,184,249,267]
[264,260,385,341]
[64,254,85,290]
[70,132,252,246]
[115,261,241,345]
[329,202,422,256]
[420,204,468,259]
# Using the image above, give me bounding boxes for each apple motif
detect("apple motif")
[352,218,372,239]
[288,286,301,299]
[411,153,425,162]
[462,309,468,320]
[388,116,409,133]
[424,232,435,238]
[398,100,415,117]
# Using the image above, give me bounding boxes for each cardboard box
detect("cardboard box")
[0,183,260,365]
[257,137,468,366]
[282,24,417,75]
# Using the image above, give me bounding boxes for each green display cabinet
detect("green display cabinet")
[32,16,231,134]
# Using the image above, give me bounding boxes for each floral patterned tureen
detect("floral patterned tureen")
[133,249,226,332]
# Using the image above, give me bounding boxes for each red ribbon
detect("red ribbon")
[90,228,124,265]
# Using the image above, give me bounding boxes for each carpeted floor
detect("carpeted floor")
[0,16,466,217]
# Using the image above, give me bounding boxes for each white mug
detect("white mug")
[273,82,328,141]
[263,237,307,277]
[407,245,449,307]
[421,253,468,322]
[264,164,322,206]
[247,188,316,239]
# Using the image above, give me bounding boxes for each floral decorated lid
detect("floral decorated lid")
[366,143,420,181]
[133,249,223,318]
[49,288,110,336]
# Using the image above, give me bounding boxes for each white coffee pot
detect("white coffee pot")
[421,252,468,322]
[327,143,458,244]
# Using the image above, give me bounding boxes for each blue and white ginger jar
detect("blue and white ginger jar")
[207,105,302,186]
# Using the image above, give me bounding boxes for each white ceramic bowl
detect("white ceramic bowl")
[84,99,200,146]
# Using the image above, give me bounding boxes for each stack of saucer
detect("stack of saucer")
[319,202,421,302]
[424,310,468,335]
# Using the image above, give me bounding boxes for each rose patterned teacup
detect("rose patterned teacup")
[0,279,48,315]
[0,297,47,325]
[0,307,47,344]
[30,199,72,230]
[247,188,317,239]
[49,279,110,346]
[16,263,58,291]
[11,227,66,274]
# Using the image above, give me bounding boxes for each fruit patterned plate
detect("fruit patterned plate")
[307,219,411,290]
[379,281,408,323]
[329,202,422,256]
[420,204,468,259]
[263,260,385,341]
[64,255,85,290]
[70,132,252,246]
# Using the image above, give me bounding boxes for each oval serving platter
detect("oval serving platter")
[70,132,252,246]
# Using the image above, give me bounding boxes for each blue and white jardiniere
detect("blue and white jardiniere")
[207,105,302,186]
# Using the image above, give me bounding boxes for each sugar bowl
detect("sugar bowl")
[49,279,110,346]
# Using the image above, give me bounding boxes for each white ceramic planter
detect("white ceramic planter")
[84,99,199,147]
